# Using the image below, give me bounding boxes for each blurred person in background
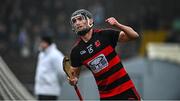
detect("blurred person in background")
[34,35,66,100]
[88,0,105,26]
[68,9,141,100]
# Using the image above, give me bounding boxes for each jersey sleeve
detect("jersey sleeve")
[70,48,82,68]
[102,29,120,47]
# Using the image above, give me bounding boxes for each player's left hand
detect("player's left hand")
[105,17,119,26]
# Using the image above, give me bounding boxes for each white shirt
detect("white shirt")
[35,44,65,96]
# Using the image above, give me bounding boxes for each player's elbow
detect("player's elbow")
[130,31,139,40]
[133,31,139,39]
[129,27,139,39]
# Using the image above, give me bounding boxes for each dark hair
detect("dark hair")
[41,36,54,45]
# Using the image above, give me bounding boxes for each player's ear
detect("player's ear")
[89,19,93,26]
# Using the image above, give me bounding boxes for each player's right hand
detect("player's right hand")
[67,77,78,86]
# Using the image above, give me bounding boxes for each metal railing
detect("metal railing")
[0,56,36,100]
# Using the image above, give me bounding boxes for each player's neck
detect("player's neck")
[80,29,93,43]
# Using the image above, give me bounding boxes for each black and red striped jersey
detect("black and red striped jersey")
[70,29,135,99]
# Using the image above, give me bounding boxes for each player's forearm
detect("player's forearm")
[115,23,139,39]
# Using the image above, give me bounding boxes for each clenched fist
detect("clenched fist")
[105,17,119,26]
[68,77,78,86]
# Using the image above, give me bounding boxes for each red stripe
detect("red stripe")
[100,80,134,98]
[94,55,120,77]
[83,45,114,65]
[132,87,141,100]
[97,67,127,85]
[93,29,102,33]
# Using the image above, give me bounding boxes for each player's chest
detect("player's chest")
[79,37,107,57]
[78,37,112,73]
[78,38,111,66]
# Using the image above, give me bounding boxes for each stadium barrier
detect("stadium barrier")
[0,56,36,100]
[139,30,167,56]
[147,43,180,64]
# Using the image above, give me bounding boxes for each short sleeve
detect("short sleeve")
[70,48,82,67]
[102,29,120,47]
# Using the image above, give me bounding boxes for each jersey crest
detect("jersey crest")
[87,54,108,73]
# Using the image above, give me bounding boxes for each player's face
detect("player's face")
[71,15,88,32]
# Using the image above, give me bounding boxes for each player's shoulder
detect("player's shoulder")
[93,28,103,33]
[93,28,116,34]
[102,28,117,32]
[71,37,82,51]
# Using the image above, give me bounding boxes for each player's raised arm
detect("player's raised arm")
[106,17,139,42]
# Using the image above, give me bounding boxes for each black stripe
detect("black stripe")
[98,74,130,91]
[100,88,139,100]
[105,51,117,62]
[95,62,123,81]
